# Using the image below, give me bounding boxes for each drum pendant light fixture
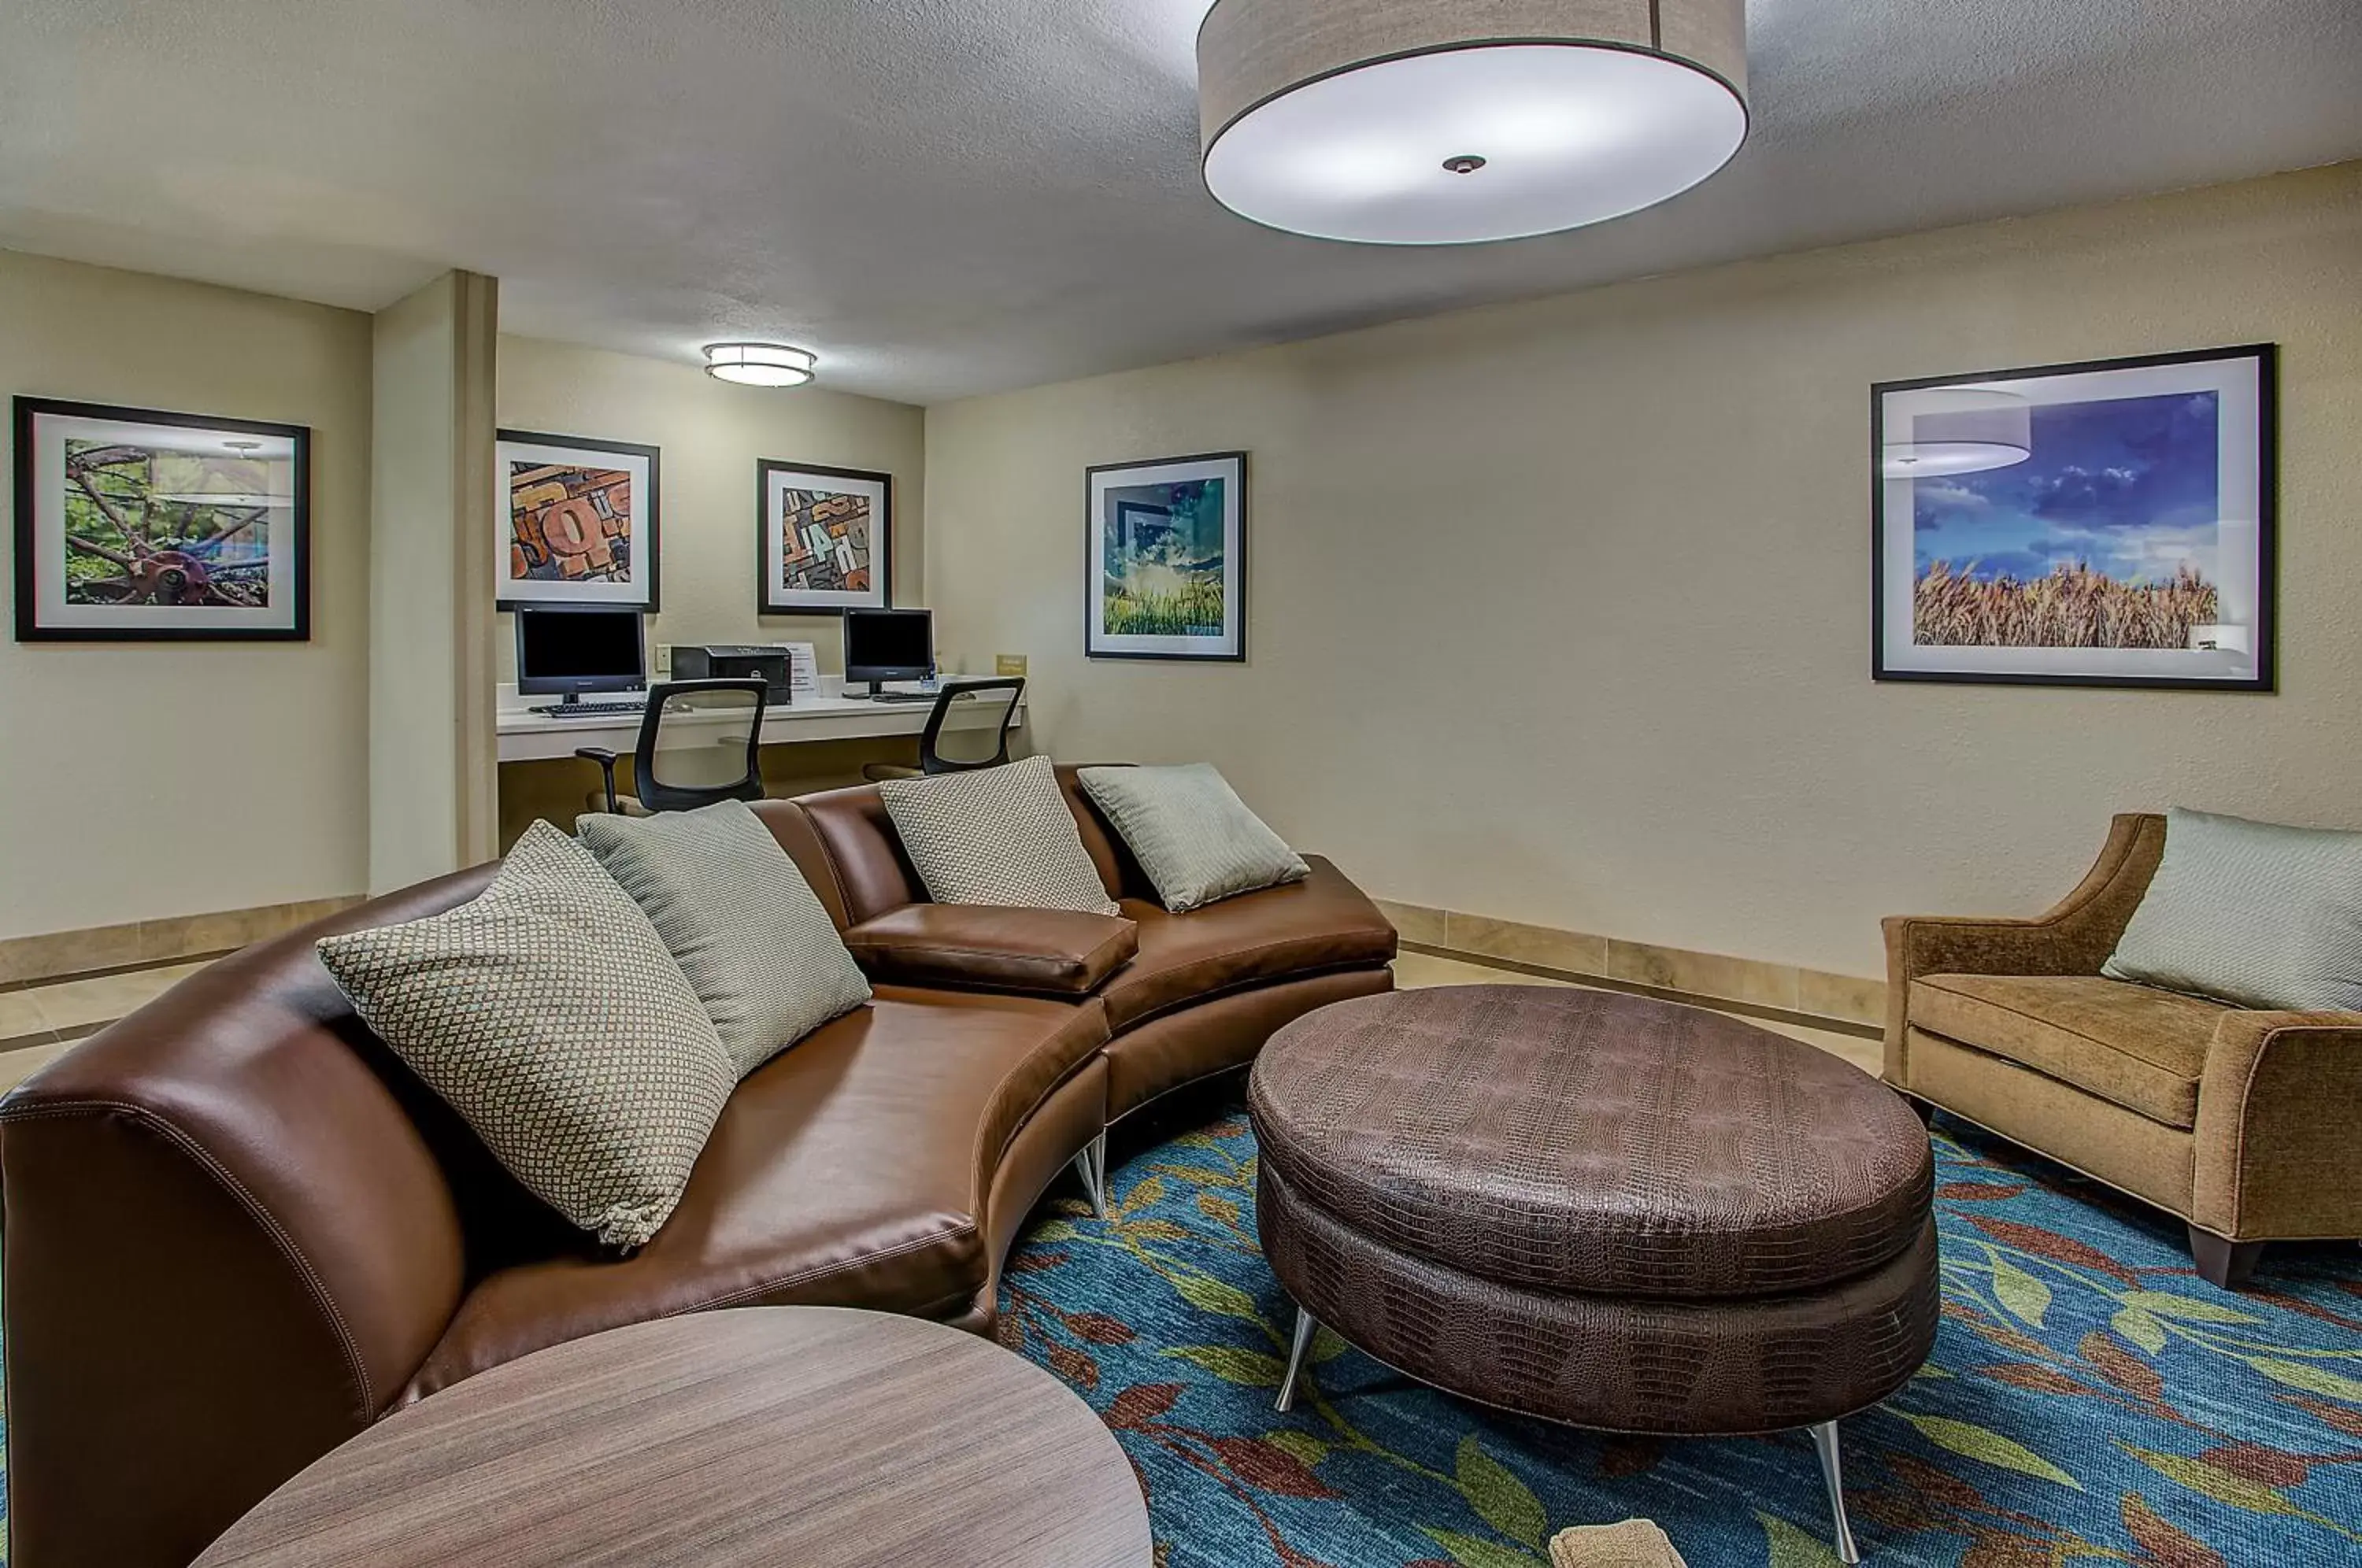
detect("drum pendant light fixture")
[1198,0,1749,246]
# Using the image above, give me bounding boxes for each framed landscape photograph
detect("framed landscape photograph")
[1086,451,1245,661]
[1873,345,2275,690]
[496,430,659,610]
[13,398,309,642]
[757,460,890,614]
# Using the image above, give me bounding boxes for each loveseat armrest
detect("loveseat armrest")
[2192,1010,2362,1242]
[1883,812,2166,1085]
[843,904,1139,997]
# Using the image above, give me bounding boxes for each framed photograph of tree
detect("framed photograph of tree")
[13,398,310,642]
[1872,345,2275,690]
[1086,451,1246,661]
[495,429,661,611]
[757,460,891,614]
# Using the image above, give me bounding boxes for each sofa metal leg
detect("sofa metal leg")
[1275,1305,1319,1414]
[1071,1133,1109,1220]
[2189,1226,2264,1290]
[1809,1421,1863,1565]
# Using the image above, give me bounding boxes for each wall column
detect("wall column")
[368,271,498,892]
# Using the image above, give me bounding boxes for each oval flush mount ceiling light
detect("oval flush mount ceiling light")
[1198,0,1749,246]
[1882,388,2034,478]
[704,342,817,386]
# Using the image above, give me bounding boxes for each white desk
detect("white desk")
[495,684,1025,764]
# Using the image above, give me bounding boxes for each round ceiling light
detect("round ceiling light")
[704,342,817,387]
[1198,0,1749,246]
[1882,389,2034,479]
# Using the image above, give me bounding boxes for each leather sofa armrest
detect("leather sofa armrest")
[2192,1010,2362,1241]
[1882,812,2166,1086]
[843,904,1139,997]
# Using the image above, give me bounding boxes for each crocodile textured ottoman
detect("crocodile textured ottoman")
[1249,986,1938,1565]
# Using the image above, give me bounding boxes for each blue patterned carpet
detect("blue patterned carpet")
[996,1105,2362,1568]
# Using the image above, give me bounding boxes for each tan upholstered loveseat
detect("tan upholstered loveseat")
[1884,812,2362,1289]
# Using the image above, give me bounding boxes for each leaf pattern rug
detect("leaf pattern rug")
[995,1105,2362,1568]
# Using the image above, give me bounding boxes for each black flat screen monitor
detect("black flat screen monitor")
[843,608,932,695]
[515,606,646,702]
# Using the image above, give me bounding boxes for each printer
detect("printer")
[671,644,796,704]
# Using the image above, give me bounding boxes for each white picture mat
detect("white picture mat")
[763,468,889,610]
[1088,455,1244,657]
[495,438,653,608]
[1880,356,2264,681]
[30,412,298,631]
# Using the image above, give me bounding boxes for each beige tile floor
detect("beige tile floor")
[0,949,1883,1098]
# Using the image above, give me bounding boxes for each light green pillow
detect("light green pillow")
[317,822,732,1248]
[577,801,872,1078]
[1078,763,1309,912]
[2103,808,2362,1011]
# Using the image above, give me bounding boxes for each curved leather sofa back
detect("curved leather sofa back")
[764,763,1146,926]
[0,866,499,1568]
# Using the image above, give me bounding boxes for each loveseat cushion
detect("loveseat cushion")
[1099,855,1398,1034]
[1909,973,2224,1128]
[844,904,1138,996]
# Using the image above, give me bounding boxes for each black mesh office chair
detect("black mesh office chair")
[860,677,1026,782]
[579,679,768,815]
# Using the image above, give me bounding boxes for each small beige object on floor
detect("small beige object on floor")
[1549,1519,1689,1568]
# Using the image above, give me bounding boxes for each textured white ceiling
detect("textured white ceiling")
[0,0,2355,404]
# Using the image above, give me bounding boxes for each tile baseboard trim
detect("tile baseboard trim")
[1376,898,1886,1040]
[0,896,364,989]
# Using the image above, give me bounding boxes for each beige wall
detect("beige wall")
[925,165,2362,981]
[0,250,372,939]
[495,338,927,679]
[369,272,500,893]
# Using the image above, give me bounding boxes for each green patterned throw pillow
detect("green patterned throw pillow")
[2103,808,2362,1011]
[316,821,733,1248]
[1078,763,1309,912]
[577,801,872,1078]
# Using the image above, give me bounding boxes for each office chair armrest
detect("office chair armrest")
[574,747,622,814]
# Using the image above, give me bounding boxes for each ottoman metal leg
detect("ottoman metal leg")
[1809,1421,1863,1565]
[1071,1133,1109,1219]
[1275,1306,1319,1413]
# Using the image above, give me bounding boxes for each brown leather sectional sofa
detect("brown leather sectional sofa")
[0,764,1398,1568]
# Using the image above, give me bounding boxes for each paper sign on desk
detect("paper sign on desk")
[781,642,818,695]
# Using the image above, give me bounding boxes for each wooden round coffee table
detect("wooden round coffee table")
[194,1307,1153,1568]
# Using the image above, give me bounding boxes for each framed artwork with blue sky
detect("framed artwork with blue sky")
[1873,345,2275,690]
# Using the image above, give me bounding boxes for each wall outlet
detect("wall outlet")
[653,643,672,675]
[995,653,1027,678]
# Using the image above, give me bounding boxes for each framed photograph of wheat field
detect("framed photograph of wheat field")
[13,397,309,642]
[1086,451,1245,661]
[1872,345,2275,690]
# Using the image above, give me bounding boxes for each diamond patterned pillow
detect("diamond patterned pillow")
[316,821,733,1248]
[1079,762,1309,912]
[577,800,872,1078]
[876,755,1120,915]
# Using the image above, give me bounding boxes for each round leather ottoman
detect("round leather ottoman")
[1248,986,1938,1564]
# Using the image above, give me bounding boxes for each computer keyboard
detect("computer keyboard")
[868,690,943,704]
[529,701,647,718]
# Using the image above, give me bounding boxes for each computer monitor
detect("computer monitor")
[843,608,933,697]
[514,605,646,705]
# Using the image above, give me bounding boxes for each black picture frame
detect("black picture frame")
[1870,344,2277,691]
[1085,449,1249,663]
[13,396,312,642]
[494,428,662,612]
[755,459,894,616]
